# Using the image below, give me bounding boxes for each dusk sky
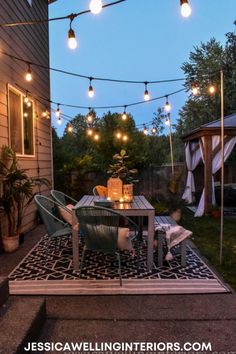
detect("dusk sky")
[49,0,236,136]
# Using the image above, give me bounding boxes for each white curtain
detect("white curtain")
[182,141,202,204]
[194,138,206,217]
[195,136,236,217]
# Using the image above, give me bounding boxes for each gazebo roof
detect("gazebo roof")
[182,112,236,141]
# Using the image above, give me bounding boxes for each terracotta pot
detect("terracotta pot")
[2,234,19,253]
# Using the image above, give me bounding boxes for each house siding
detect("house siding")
[0,0,52,234]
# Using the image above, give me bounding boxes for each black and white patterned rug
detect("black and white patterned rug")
[9,235,229,295]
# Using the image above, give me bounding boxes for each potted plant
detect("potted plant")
[0,146,49,252]
[107,149,139,202]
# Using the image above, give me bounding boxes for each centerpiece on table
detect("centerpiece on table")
[107,149,139,202]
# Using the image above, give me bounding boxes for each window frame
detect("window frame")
[8,84,35,158]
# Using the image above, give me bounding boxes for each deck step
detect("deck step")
[0,297,46,354]
[0,277,9,307]
[9,278,229,295]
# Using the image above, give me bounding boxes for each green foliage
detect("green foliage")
[177,22,236,136]
[180,210,236,290]
[107,149,139,184]
[0,146,50,236]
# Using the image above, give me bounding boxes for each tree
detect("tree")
[177,22,236,136]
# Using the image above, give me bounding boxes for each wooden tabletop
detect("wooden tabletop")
[75,195,155,211]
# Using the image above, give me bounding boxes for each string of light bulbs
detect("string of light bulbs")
[0,0,192,30]
[0,0,126,28]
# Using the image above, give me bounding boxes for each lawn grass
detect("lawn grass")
[180,209,236,290]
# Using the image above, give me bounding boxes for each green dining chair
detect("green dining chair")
[76,205,139,286]
[34,195,73,258]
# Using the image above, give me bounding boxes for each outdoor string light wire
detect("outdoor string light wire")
[0,50,186,86]
[0,0,127,27]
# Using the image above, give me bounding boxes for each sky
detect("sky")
[49,0,236,136]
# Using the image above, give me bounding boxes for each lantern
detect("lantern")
[123,184,133,202]
[107,177,123,201]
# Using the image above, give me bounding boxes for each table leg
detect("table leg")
[158,232,164,267]
[147,211,155,271]
[181,239,187,267]
[138,216,143,241]
[72,210,79,271]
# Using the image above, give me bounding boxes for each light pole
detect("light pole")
[220,69,224,265]
[165,112,175,176]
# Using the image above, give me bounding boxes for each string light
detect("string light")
[68,17,77,50]
[56,104,61,118]
[152,126,157,134]
[88,78,95,98]
[191,84,200,96]
[165,117,171,126]
[68,124,73,132]
[25,63,32,82]
[144,82,150,101]
[89,0,103,15]
[209,84,216,95]
[87,128,93,136]
[122,135,128,142]
[94,133,100,141]
[24,92,29,103]
[86,109,94,123]
[164,96,171,112]
[23,112,28,117]
[143,125,148,135]
[180,0,192,18]
[42,108,50,118]
[116,132,122,139]
[57,116,62,125]
[27,101,32,107]
[122,106,127,121]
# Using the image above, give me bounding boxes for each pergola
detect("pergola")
[182,113,236,216]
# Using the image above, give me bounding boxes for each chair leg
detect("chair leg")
[79,247,86,278]
[116,252,122,286]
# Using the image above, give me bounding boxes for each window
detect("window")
[8,86,34,156]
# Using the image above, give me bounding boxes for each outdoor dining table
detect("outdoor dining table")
[72,195,155,271]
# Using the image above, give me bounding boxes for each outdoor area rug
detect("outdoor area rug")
[8,235,229,295]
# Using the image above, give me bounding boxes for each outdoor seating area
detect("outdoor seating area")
[6,190,229,295]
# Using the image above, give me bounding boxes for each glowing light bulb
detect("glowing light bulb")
[23,112,28,117]
[180,0,191,18]
[165,118,170,126]
[27,101,32,107]
[122,112,127,121]
[164,97,171,112]
[88,84,94,98]
[94,133,100,141]
[25,65,32,82]
[192,85,200,95]
[144,89,150,101]
[57,116,62,125]
[152,127,157,134]
[56,105,61,118]
[209,85,216,95]
[68,28,77,50]
[116,132,122,139]
[68,125,73,133]
[143,126,148,135]
[123,135,128,142]
[42,111,47,118]
[90,0,103,15]
[87,113,93,123]
[24,96,29,103]
[87,128,93,136]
